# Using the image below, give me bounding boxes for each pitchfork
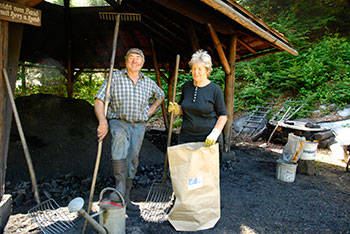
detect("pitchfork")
[140,55,180,223]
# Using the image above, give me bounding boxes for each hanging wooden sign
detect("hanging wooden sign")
[0,0,41,26]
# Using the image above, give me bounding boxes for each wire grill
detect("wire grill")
[28,199,77,234]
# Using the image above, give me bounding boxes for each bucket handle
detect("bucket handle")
[99,187,125,207]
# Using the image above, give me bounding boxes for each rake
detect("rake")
[99,12,141,21]
[3,68,77,234]
[82,11,141,234]
[140,55,180,223]
[28,199,78,234]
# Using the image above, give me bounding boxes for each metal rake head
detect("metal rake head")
[140,183,174,223]
[28,198,78,234]
[99,12,141,21]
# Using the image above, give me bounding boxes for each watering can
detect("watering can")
[68,187,126,234]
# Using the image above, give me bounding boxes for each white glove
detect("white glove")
[205,128,221,147]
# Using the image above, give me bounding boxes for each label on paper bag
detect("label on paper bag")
[188,176,203,191]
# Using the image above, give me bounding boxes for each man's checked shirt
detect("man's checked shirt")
[95,69,165,123]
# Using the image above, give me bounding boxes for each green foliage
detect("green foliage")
[15,63,105,105]
[172,116,183,129]
[72,72,105,104]
[15,64,66,97]
[235,34,350,117]
[238,0,344,37]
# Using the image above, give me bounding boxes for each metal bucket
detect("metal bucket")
[98,187,126,234]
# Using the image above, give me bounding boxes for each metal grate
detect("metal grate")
[28,199,77,234]
[140,183,174,223]
[99,12,141,21]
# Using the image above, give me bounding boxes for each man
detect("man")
[94,48,165,210]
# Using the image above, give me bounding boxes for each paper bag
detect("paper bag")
[280,133,306,162]
[167,142,220,231]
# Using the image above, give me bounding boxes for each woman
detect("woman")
[169,50,227,148]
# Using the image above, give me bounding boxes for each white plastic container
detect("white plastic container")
[300,142,318,160]
[276,160,298,182]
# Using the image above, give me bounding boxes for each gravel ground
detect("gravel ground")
[3,94,350,233]
[5,142,350,234]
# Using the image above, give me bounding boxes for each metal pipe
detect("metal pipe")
[78,209,107,234]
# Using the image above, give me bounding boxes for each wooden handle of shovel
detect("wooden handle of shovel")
[162,54,180,185]
[2,68,40,204]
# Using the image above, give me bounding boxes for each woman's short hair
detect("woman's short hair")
[188,49,213,75]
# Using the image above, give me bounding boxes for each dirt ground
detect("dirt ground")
[3,94,350,233]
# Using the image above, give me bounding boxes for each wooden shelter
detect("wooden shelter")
[0,0,297,218]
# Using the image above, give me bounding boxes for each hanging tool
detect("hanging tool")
[82,11,141,234]
[140,55,180,223]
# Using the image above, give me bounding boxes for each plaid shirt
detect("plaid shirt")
[95,69,165,122]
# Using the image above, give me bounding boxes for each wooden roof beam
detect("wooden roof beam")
[208,23,230,75]
[150,38,169,130]
[154,0,234,34]
[126,3,186,34]
[186,22,200,52]
[200,0,298,56]
[237,38,256,54]
[139,20,188,51]
[238,49,282,62]
[135,11,189,46]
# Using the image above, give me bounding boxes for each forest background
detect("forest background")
[17,0,350,122]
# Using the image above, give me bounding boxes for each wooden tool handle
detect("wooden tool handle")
[162,55,180,184]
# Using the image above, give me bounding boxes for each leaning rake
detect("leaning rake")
[28,198,78,234]
[140,55,180,223]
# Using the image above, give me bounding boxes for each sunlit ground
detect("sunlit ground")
[266,144,347,168]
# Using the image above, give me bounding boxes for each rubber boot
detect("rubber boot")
[110,159,126,202]
[125,178,139,211]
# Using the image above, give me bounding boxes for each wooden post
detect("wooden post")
[151,39,169,131]
[0,19,9,200]
[0,21,23,201]
[208,24,237,152]
[223,35,237,152]
[0,4,38,227]
[64,0,73,98]
[167,63,174,109]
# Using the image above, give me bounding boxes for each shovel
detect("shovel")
[3,68,76,234]
[140,55,180,223]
